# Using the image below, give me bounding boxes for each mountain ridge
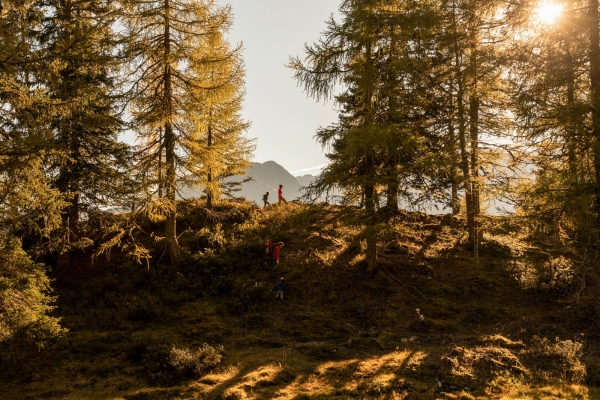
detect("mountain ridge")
[181,160,316,204]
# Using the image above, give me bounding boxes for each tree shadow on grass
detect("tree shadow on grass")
[188,348,439,399]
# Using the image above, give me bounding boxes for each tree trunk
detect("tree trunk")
[450,126,460,215]
[387,173,399,211]
[448,94,460,215]
[163,0,178,267]
[587,0,600,311]
[365,180,377,271]
[468,27,482,245]
[58,126,79,268]
[57,0,77,269]
[454,30,474,242]
[158,127,163,198]
[386,25,399,213]
[364,37,377,272]
[567,53,578,180]
[206,124,213,209]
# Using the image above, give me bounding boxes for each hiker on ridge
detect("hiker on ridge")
[278,184,288,205]
[262,191,270,207]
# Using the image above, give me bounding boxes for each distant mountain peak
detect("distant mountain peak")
[181,161,311,204]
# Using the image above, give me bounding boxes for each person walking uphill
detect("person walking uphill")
[262,191,270,207]
[271,242,284,272]
[265,239,273,265]
[278,184,288,205]
[275,277,286,300]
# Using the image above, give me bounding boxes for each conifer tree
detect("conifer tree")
[185,30,254,209]
[436,0,509,244]
[290,0,437,270]
[290,0,384,270]
[0,0,65,345]
[292,0,512,262]
[37,0,129,267]
[508,0,595,236]
[125,0,249,264]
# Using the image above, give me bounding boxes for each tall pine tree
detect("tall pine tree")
[125,0,250,264]
[185,26,254,208]
[38,0,129,267]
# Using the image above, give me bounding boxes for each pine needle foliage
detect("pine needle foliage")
[185,24,254,208]
[507,0,595,239]
[34,0,130,266]
[124,0,252,265]
[0,237,64,347]
[0,0,68,348]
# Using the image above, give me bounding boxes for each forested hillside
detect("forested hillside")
[0,201,598,399]
[3,0,600,398]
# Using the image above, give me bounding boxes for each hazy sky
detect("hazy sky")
[224,0,341,175]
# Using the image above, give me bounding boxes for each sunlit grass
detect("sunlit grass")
[315,359,359,375]
[494,381,593,399]
[536,2,563,24]
[241,364,282,386]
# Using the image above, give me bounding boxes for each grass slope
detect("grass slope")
[1,201,600,399]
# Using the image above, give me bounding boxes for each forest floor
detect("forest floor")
[1,201,600,399]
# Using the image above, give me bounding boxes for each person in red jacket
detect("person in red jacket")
[271,242,284,271]
[278,184,288,205]
[265,239,274,267]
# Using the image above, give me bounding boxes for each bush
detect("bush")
[538,257,576,292]
[0,237,65,350]
[529,336,585,383]
[226,281,269,314]
[168,344,224,379]
[479,239,512,257]
[137,341,224,382]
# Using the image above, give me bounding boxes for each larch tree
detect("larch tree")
[124,0,248,264]
[290,0,388,271]
[436,0,510,245]
[290,0,437,271]
[185,28,254,209]
[508,0,592,237]
[504,0,600,310]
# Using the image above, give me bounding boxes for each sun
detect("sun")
[536,2,564,24]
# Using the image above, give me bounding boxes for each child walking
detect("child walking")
[275,277,286,300]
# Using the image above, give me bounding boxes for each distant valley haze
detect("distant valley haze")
[179,161,512,216]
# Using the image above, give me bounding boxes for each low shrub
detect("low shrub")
[130,338,224,383]
[297,343,342,361]
[226,281,269,314]
[0,238,65,348]
[528,336,585,383]
[168,344,224,379]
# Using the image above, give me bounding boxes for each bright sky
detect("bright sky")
[225,0,340,175]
